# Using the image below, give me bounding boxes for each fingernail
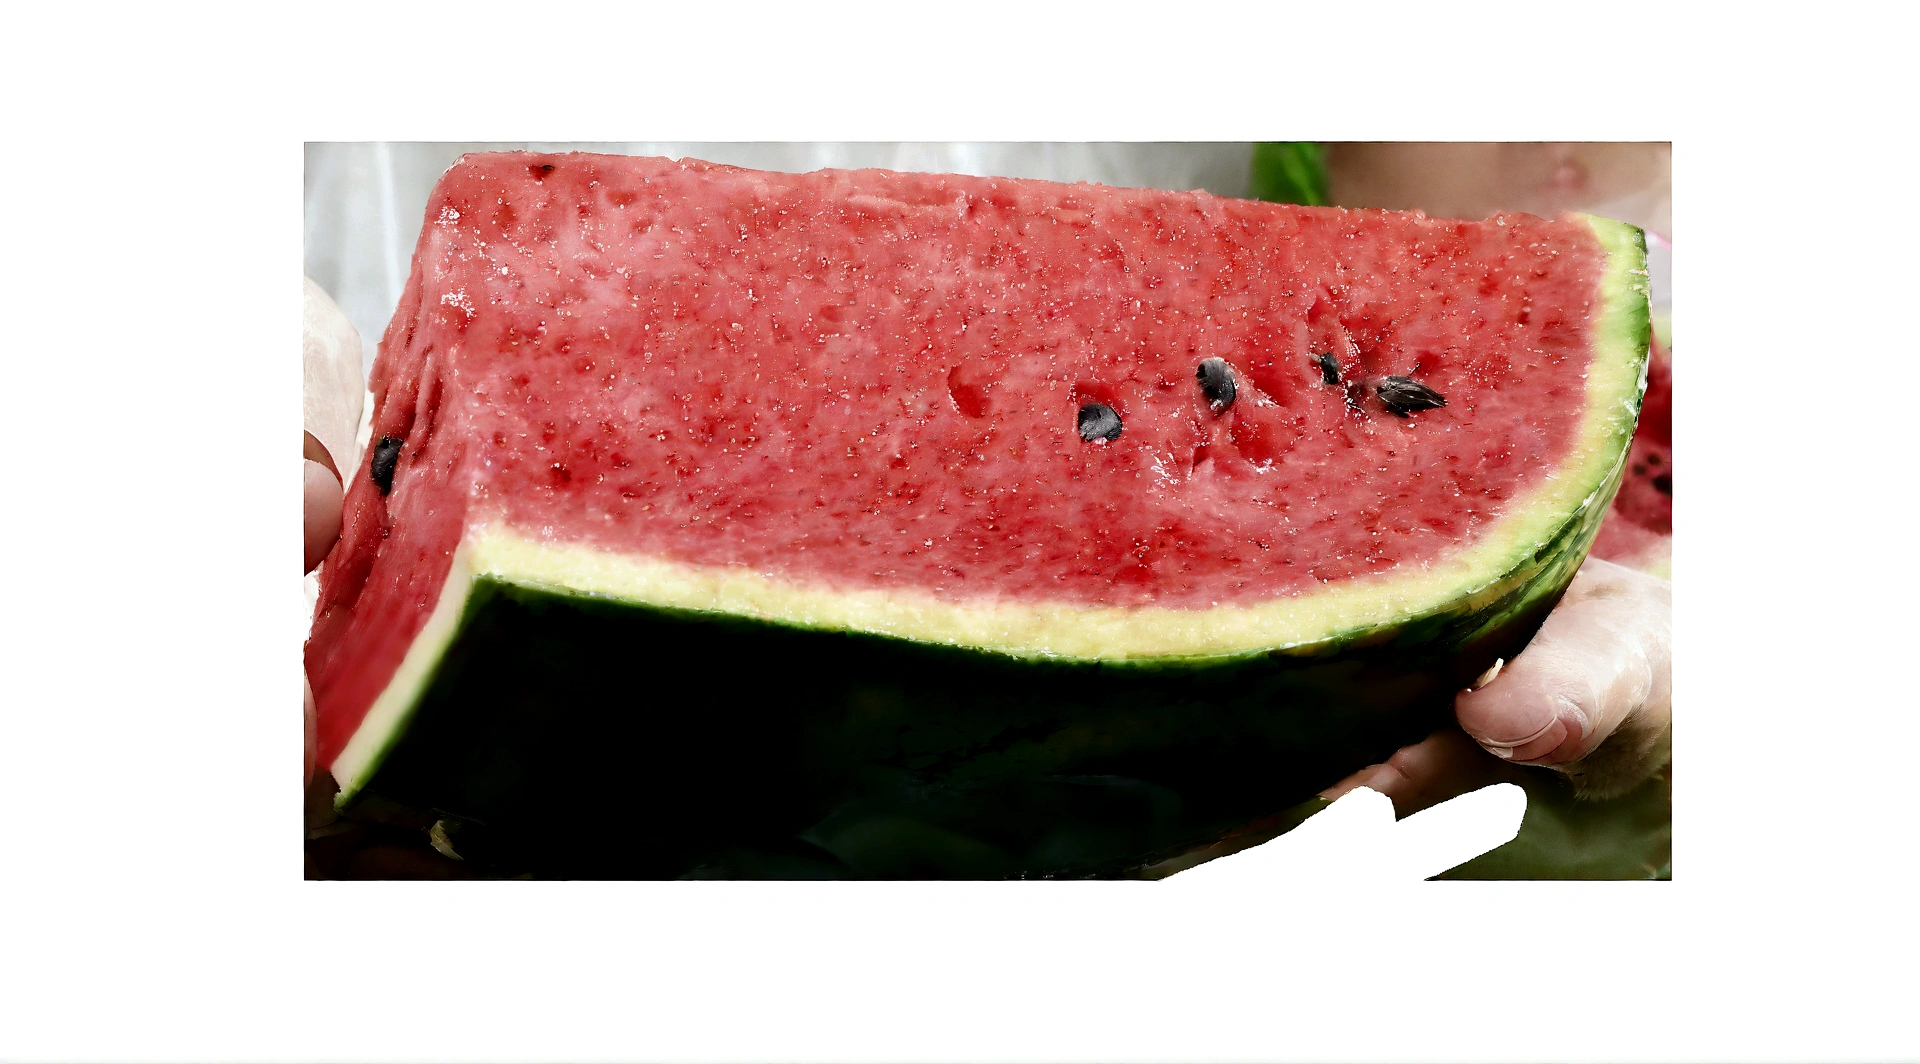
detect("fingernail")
[1520,695,1597,760]
[1470,657,1505,691]
[1476,709,1562,759]
[1503,717,1571,764]
[1561,696,1593,740]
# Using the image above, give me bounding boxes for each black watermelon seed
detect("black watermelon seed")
[539,164,555,171]
[1375,375,1447,416]
[1077,402,1123,443]
[1196,358,1237,411]
[1652,473,1672,495]
[370,435,403,495]
[1316,352,1340,385]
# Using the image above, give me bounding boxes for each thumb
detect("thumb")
[304,671,318,791]
[1455,556,1672,799]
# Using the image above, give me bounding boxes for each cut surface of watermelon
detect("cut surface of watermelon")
[1590,333,1670,577]
[306,153,1647,872]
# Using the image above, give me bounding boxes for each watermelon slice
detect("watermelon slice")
[306,152,1648,877]
[1590,333,1671,577]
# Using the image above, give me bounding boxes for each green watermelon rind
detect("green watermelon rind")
[329,214,1649,810]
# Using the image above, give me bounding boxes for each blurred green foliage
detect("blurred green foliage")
[1248,142,1329,206]
[1437,764,1671,880]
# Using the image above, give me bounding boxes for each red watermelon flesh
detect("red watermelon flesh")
[309,152,1630,774]
[1590,335,1670,570]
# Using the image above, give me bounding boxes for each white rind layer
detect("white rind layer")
[330,544,475,805]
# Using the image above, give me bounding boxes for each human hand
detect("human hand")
[1314,144,1672,819]
[1325,556,1674,814]
[303,278,363,787]
[1324,142,1672,240]
[303,276,363,562]
[304,438,342,575]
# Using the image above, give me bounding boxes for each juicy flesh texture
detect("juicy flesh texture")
[400,153,1606,602]
[309,152,1607,765]
[1591,336,1670,565]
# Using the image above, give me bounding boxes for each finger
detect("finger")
[302,429,338,479]
[1455,557,1672,797]
[304,278,367,480]
[303,672,318,791]
[304,459,343,573]
[1320,727,1516,818]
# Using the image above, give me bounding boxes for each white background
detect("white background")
[2,3,1916,1062]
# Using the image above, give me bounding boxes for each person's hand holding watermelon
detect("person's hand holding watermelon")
[303,278,361,789]
[1323,556,1672,815]
[301,143,1674,876]
[1305,142,1673,828]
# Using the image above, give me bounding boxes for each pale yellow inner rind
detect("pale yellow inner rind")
[462,215,1649,663]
